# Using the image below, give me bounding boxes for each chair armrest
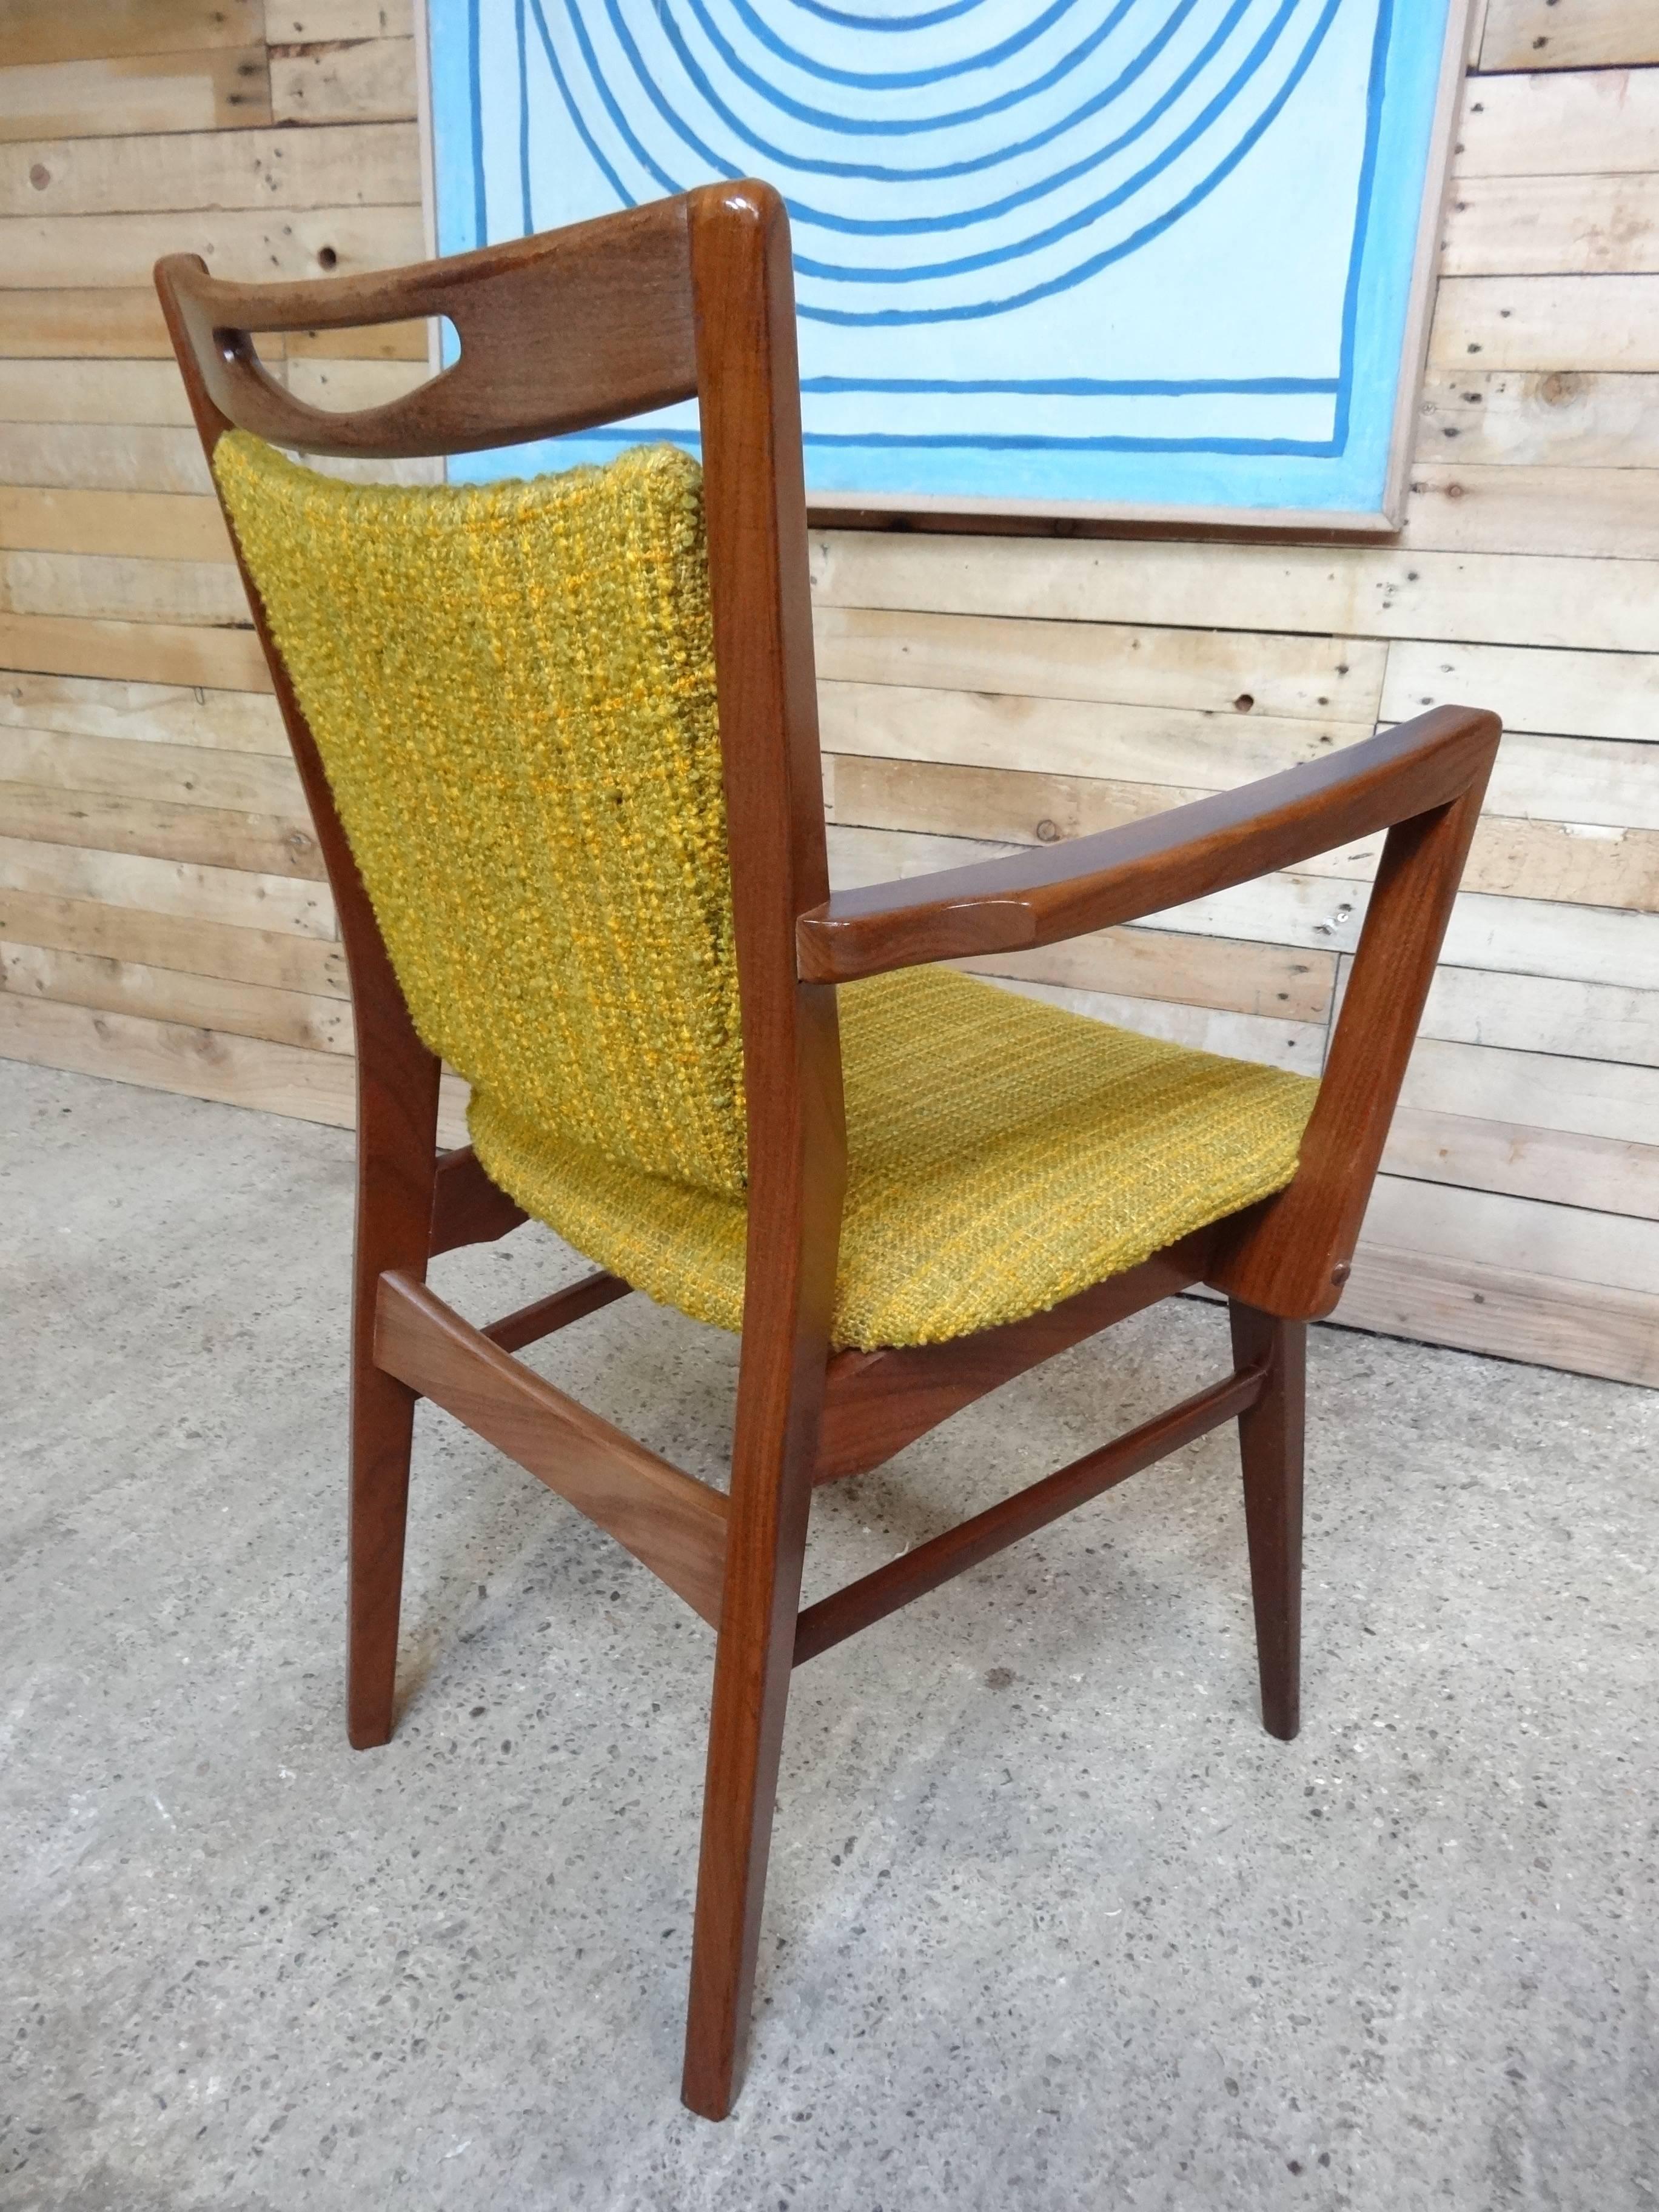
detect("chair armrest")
[797,705,1501,985]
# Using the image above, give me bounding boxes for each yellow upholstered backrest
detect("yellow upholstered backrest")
[214,433,745,1198]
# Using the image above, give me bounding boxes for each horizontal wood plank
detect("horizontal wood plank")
[0,991,354,1122]
[0,119,420,214]
[283,317,428,361]
[820,680,1362,791]
[0,725,300,808]
[0,548,250,627]
[0,609,267,689]
[265,0,414,37]
[0,357,203,425]
[1417,369,1659,466]
[437,1073,469,1151]
[1382,637,1659,743]
[268,36,417,125]
[1460,733,1659,830]
[0,286,170,357]
[1458,815,1659,911]
[0,0,263,69]
[1381,1104,1659,1221]
[0,486,231,561]
[0,670,283,751]
[831,751,1196,843]
[813,604,1385,723]
[1400,462,1659,558]
[1480,0,1659,70]
[1415,960,1659,1068]
[0,422,211,494]
[0,779,323,879]
[0,883,346,995]
[0,291,420,360]
[0,202,423,286]
[1362,1173,1659,1297]
[1401,1033,1659,1146]
[1332,1244,1659,1388]
[839,637,1659,767]
[809,532,1659,654]
[283,354,432,411]
[0,49,272,142]
[0,936,350,1052]
[1441,172,1659,276]
[0,833,330,936]
[1431,275,1659,371]
[1455,66,1659,176]
[832,714,1659,835]
[959,925,1335,1024]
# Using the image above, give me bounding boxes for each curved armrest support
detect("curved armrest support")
[797,706,1500,985]
[1209,714,1501,1321]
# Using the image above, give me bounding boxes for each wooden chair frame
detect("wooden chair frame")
[156,182,1500,2120]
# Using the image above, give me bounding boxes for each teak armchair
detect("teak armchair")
[156,183,1500,2120]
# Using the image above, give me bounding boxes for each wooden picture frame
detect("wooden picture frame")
[421,0,1480,538]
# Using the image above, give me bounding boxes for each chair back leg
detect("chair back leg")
[346,1013,442,1750]
[681,1330,830,2120]
[1228,1301,1307,1743]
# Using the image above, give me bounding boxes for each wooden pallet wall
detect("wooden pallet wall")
[1,0,1656,1385]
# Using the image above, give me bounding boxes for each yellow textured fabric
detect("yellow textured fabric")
[459,966,1318,1351]
[214,431,745,1196]
[216,433,1316,1352]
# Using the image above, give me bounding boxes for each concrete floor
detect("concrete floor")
[2,1056,1655,2212]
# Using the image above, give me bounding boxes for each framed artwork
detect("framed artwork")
[424,0,1473,530]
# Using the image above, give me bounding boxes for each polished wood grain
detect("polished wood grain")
[155,201,697,459]
[815,1232,1215,1484]
[1228,1302,1305,1741]
[679,182,847,2126]
[427,1143,527,1257]
[1211,765,1496,1319]
[482,1269,630,1356]
[335,927,437,1749]
[375,1270,729,1627]
[796,1362,1266,1665]
[796,707,1500,984]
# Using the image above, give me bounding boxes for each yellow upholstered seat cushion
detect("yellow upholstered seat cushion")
[472,965,1318,1352]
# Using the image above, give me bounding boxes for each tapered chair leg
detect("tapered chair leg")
[347,1361,421,1749]
[681,1359,825,2120]
[344,1021,441,1751]
[1228,1301,1307,1742]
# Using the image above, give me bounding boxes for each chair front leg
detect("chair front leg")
[681,1327,826,2120]
[1229,1301,1306,1742]
[346,1007,441,1751]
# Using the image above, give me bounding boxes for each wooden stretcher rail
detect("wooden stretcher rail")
[483,1269,631,1353]
[375,1269,728,1626]
[794,1362,1266,1666]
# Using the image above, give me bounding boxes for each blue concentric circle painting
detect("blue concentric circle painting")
[426,0,1466,523]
